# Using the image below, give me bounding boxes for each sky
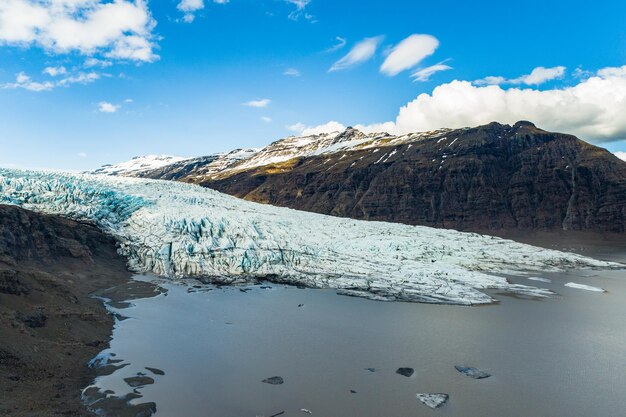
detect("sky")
[1,0,626,171]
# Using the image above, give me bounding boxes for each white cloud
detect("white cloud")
[329,36,382,72]
[411,63,452,82]
[288,120,346,136]
[325,36,346,53]
[124,98,134,103]
[77,152,88,158]
[475,66,566,86]
[261,116,272,123]
[283,68,301,77]
[287,120,396,136]
[98,101,120,113]
[243,98,271,108]
[43,65,67,76]
[285,0,312,21]
[515,66,566,85]
[473,75,506,86]
[0,0,158,62]
[2,70,99,91]
[615,151,626,162]
[380,34,439,76]
[84,57,113,68]
[304,65,626,143]
[177,0,228,23]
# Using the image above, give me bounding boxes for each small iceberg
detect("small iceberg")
[416,393,449,409]
[454,365,491,379]
[564,283,606,292]
[528,277,552,283]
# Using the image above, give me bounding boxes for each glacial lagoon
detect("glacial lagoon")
[85,252,626,417]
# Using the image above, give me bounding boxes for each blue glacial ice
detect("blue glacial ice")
[0,168,618,305]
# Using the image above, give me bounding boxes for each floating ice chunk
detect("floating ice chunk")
[564,283,606,292]
[416,393,449,409]
[528,277,552,283]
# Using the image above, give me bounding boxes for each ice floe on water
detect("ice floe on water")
[0,168,620,305]
[564,283,606,292]
[528,277,552,283]
[416,393,449,409]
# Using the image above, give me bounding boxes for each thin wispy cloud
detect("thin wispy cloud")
[411,63,452,82]
[1,71,99,92]
[84,58,113,68]
[0,0,158,63]
[380,34,439,76]
[475,66,567,86]
[243,98,271,108]
[177,0,230,23]
[329,36,383,72]
[285,0,313,21]
[283,68,301,77]
[324,36,347,53]
[261,116,273,123]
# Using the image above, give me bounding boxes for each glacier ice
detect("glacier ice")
[0,168,619,305]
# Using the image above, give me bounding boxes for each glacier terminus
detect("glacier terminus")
[0,168,618,305]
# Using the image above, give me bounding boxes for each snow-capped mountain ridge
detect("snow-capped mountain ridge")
[0,167,618,305]
[93,127,452,180]
[93,155,190,176]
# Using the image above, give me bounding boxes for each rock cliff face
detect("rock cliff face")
[0,205,131,417]
[201,122,626,233]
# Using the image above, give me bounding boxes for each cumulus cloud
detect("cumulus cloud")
[287,120,396,136]
[288,120,345,136]
[411,63,452,82]
[283,68,301,77]
[329,36,382,72]
[1,70,99,91]
[302,65,626,143]
[476,66,566,86]
[243,98,271,108]
[0,0,158,62]
[42,66,67,76]
[380,34,439,76]
[615,151,626,162]
[98,101,120,113]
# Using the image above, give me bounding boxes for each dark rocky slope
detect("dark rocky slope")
[202,122,626,233]
[0,205,132,417]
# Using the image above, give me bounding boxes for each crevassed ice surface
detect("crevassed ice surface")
[0,168,617,305]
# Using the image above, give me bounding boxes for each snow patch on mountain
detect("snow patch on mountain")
[94,155,190,176]
[0,168,618,305]
[92,127,454,181]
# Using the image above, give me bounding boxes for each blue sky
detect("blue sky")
[1,0,625,170]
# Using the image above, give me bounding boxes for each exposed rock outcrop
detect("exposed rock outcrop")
[200,122,626,233]
[0,205,132,417]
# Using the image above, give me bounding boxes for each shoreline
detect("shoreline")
[1,203,624,416]
[0,205,133,417]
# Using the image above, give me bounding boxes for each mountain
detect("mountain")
[1,168,615,305]
[93,154,190,176]
[94,121,626,233]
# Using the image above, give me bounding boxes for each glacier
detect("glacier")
[0,168,619,305]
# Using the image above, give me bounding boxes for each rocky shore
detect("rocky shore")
[0,205,132,417]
